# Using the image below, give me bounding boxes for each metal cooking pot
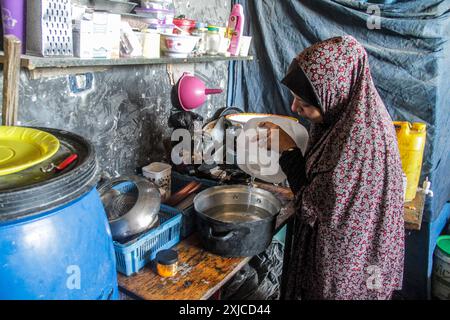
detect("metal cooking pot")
[194,185,281,257]
[98,175,160,242]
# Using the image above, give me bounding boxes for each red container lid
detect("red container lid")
[173,18,196,27]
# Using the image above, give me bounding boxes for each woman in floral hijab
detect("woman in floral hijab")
[261,36,405,299]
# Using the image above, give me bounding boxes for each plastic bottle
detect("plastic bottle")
[393,121,427,202]
[227,4,245,56]
[206,25,221,55]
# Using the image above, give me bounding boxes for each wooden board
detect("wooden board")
[404,191,426,231]
[2,36,21,126]
[118,234,251,300]
[0,53,253,71]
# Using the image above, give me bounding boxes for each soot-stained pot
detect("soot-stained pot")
[193,185,281,257]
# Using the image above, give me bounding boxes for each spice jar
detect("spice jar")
[156,249,178,277]
[206,25,221,55]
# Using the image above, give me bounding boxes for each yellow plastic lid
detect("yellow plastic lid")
[0,126,60,176]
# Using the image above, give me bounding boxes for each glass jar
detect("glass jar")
[206,25,221,56]
[156,249,178,278]
[192,22,208,55]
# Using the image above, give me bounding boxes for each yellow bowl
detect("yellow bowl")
[0,126,60,176]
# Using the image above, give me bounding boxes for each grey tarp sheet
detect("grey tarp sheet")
[228,0,450,222]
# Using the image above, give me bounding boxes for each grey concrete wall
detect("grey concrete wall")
[0,0,232,177]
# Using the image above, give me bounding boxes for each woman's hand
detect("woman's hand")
[254,122,297,153]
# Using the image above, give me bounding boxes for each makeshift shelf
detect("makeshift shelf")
[0,53,253,80]
[0,53,253,70]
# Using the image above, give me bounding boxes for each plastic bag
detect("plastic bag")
[221,239,285,300]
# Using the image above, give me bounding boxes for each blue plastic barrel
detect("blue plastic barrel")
[0,128,118,300]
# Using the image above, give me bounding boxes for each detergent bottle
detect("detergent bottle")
[393,121,427,202]
[227,4,245,56]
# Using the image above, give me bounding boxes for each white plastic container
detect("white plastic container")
[73,20,94,58]
[73,13,121,59]
[239,36,252,56]
[120,22,143,57]
[143,162,172,201]
[137,31,160,58]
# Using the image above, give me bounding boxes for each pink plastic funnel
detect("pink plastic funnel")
[177,73,223,111]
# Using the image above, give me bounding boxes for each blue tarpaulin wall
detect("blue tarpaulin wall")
[228,0,450,224]
[227,0,450,299]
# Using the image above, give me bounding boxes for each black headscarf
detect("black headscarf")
[281,58,321,110]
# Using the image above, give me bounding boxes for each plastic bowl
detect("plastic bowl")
[160,33,200,58]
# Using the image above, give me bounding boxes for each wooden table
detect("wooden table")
[118,234,252,300]
[118,184,426,300]
[117,183,295,300]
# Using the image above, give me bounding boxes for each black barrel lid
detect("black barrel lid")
[0,127,99,222]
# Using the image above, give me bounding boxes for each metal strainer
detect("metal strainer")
[98,176,161,242]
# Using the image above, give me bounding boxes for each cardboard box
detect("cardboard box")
[72,13,121,59]
[73,20,93,58]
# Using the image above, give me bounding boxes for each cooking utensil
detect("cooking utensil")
[40,153,78,173]
[224,113,298,127]
[0,126,60,176]
[164,181,202,206]
[194,185,281,257]
[174,192,197,211]
[26,0,74,56]
[98,175,161,243]
[176,72,223,111]
[237,115,309,184]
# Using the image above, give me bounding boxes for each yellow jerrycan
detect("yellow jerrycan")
[393,122,427,202]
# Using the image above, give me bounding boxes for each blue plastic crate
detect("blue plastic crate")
[114,205,182,276]
[110,182,182,276]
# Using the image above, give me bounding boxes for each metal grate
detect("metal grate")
[27,0,73,57]
[42,0,72,56]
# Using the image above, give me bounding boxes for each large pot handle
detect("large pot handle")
[207,227,250,242]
